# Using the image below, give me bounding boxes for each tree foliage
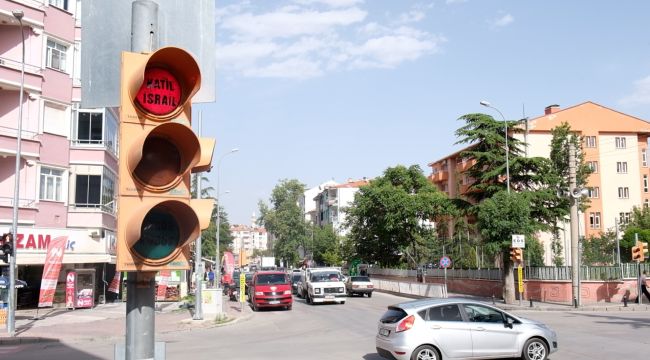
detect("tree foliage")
[345,165,456,267]
[258,179,307,267]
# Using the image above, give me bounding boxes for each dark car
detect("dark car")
[248,271,292,311]
[290,273,301,294]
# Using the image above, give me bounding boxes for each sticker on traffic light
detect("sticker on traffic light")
[117,47,215,272]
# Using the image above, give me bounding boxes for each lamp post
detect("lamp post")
[215,148,238,290]
[8,9,25,337]
[480,100,510,193]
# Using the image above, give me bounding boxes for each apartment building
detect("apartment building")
[313,178,370,235]
[0,1,118,304]
[300,180,337,224]
[429,102,650,265]
[230,220,268,266]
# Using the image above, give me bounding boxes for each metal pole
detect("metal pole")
[8,9,26,337]
[569,141,579,308]
[215,149,238,290]
[125,3,158,359]
[193,113,203,320]
[125,272,156,360]
[615,217,622,278]
[636,233,641,304]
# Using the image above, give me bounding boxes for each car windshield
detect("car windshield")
[351,276,370,282]
[291,274,301,282]
[311,272,342,282]
[256,274,287,285]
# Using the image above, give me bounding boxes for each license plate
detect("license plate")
[379,328,390,337]
[325,295,334,299]
[269,301,280,304]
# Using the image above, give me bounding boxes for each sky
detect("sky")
[195,0,650,225]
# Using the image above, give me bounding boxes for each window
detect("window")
[40,167,64,201]
[589,212,601,229]
[644,150,648,167]
[73,41,81,85]
[462,304,505,323]
[620,212,631,225]
[587,187,600,198]
[47,39,68,72]
[585,136,597,148]
[102,168,116,212]
[615,137,627,149]
[43,102,69,136]
[427,304,463,322]
[587,161,598,173]
[645,199,649,208]
[645,175,648,193]
[75,110,103,145]
[75,175,101,207]
[618,187,630,199]
[49,0,69,10]
[617,162,628,174]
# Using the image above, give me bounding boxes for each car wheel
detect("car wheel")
[522,338,548,360]
[367,292,372,298]
[286,305,292,311]
[411,345,440,360]
[251,302,258,312]
[340,301,345,305]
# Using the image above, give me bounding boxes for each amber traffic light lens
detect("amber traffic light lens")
[133,208,180,260]
[134,136,181,188]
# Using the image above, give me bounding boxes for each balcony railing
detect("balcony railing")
[0,196,37,208]
[0,56,43,75]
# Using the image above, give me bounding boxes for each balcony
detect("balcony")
[0,57,43,92]
[430,170,449,182]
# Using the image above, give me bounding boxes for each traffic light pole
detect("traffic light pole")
[125,2,158,360]
[569,141,580,308]
[193,113,204,321]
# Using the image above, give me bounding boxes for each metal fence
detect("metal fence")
[370,263,650,281]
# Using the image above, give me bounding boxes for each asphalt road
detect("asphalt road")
[5,292,650,360]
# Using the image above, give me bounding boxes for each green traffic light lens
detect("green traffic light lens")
[134,208,180,260]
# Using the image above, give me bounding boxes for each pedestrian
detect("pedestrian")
[641,271,650,303]
[208,269,215,288]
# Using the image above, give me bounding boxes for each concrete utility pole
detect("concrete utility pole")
[569,141,580,308]
[193,113,204,321]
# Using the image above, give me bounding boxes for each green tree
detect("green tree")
[345,165,456,267]
[200,205,234,261]
[310,224,342,266]
[582,230,617,265]
[477,191,536,304]
[258,179,307,267]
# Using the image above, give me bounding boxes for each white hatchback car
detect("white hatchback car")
[376,298,557,360]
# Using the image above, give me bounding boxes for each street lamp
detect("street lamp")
[215,148,238,289]
[480,100,510,193]
[8,9,25,337]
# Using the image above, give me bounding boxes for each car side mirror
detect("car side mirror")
[504,318,514,329]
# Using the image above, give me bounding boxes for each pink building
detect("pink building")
[0,1,118,306]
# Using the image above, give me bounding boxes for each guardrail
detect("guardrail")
[372,278,447,298]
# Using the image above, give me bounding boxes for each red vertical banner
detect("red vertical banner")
[156,270,170,301]
[108,271,121,294]
[65,271,76,309]
[38,236,68,308]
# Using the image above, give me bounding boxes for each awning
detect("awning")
[17,253,115,265]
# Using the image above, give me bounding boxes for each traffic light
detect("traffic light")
[632,245,642,261]
[632,242,648,262]
[510,247,523,263]
[116,47,215,272]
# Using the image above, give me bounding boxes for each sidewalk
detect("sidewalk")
[0,295,252,345]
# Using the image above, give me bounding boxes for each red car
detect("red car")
[248,271,293,311]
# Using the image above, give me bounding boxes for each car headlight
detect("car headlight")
[338,287,344,293]
[315,288,321,294]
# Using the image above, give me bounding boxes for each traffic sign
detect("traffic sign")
[439,256,452,269]
[512,234,525,248]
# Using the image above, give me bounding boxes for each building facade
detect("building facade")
[230,220,268,267]
[0,1,118,305]
[429,102,650,265]
[313,178,369,235]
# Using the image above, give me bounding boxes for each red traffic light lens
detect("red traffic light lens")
[135,67,182,116]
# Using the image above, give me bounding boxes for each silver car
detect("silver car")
[376,298,557,360]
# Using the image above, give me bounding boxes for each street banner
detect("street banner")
[222,251,235,285]
[38,236,68,308]
[65,271,76,308]
[156,270,171,301]
[108,271,121,294]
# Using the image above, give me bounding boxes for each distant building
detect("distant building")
[313,178,370,235]
[428,102,650,265]
[230,214,268,266]
[301,180,337,224]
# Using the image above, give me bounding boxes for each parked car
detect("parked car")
[290,272,302,295]
[248,270,293,311]
[345,276,374,297]
[376,298,558,360]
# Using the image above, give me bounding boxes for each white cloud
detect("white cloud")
[491,13,514,27]
[222,7,367,40]
[619,75,650,105]
[446,0,467,4]
[292,0,364,8]
[216,1,443,79]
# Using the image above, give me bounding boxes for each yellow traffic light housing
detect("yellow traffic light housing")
[117,47,215,272]
[510,247,523,263]
[633,242,648,262]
